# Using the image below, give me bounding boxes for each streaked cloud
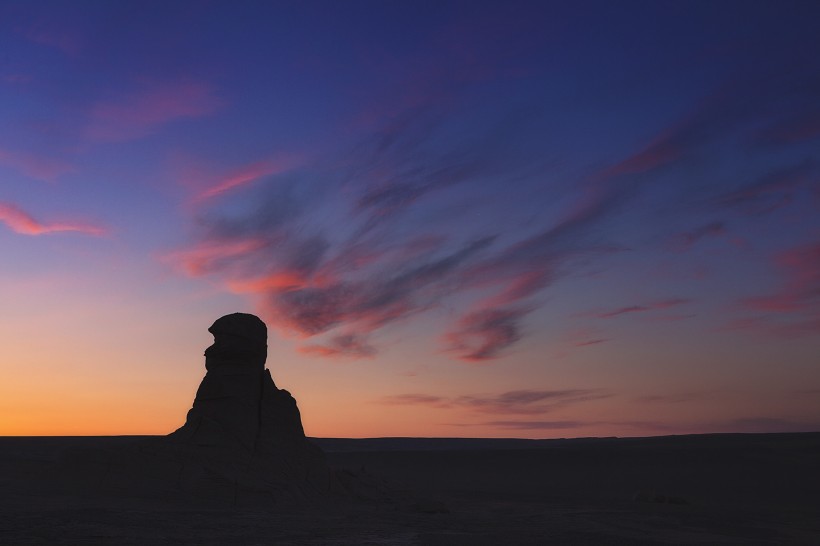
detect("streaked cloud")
[0,201,105,236]
[0,148,73,182]
[590,298,690,320]
[85,80,222,142]
[716,161,816,216]
[379,389,611,416]
[443,307,531,361]
[668,221,727,252]
[195,155,304,202]
[729,241,820,338]
[299,333,377,359]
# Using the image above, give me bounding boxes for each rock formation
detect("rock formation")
[160,312,334,503]
[58,313,379,506]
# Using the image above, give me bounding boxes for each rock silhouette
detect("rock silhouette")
[57,313,385,506]
[171,313,312,454]
[162,312,334,502]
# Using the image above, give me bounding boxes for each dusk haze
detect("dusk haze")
[1,0,819,442]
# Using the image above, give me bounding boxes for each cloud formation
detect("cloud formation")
[0,148,73,182]
[299,333,377,359]
[590,298,690,320]
[668,221,727,252]
[85,80,221,141]
[0,201,105,236]
[195,156,303,202]
[378,389,610,416]
[164,26,820,361]
[730,241,820,338]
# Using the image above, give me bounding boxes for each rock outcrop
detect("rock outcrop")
[159,312,334,503]
[57,313,381,506]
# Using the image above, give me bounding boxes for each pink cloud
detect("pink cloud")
[0,201,105,236]
[721,315,820,339]
[0,148,73,182]
[483,269,550,308]
[377,394,450,407]
[668,221,727,252]
[195,156,302,202]
[724,243,820,338]
[163,238,268,277]
[602,134,682,179]
[443,306,532,362]
[743,242,820,315]
[226,271,310,293]
[379,388,610,415]
[86,80,222,142]
[591,298,690,319]
[169,234,494,347]
[559,327,611,350]
[298,333,377,359]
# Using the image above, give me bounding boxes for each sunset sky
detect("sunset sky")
[1,1,819,438]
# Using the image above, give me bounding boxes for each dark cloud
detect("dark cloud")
[443,307,530,361]
[668,221,727,252]
[379,388,611,416]
[716,161,817,216]
[169,48,820,360]
[592,298,690,319]
[299,333,376,359]
[377,394,450,408]
[635,392,711,404]
[574,338,609,347]
[729,240,820,338]
[454,389,611,415]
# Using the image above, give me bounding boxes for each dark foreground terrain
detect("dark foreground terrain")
[1,433,818,544]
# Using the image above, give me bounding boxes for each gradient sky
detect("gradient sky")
[1,1,819,438]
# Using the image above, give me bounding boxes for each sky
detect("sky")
[1,0,819,438]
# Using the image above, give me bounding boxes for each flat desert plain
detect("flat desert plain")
[1,433,818,544]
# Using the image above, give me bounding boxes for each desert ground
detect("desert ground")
[1,433,818,545]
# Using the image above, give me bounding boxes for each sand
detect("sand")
[1,433,818,544]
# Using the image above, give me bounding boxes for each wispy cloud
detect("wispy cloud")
[0,148,73,182]
[377,394,450,408]
[163,238,268,276]
[727,241,820,338]
[574,338,609,347]
[590,298,690,319]
[378,388,611,416]
[85,80,222,142]
[635,392,712,404]
[0,201,105,236]
[668,221,727,252]
[299,333,377,359]
[194,155,303,202]
[443,307,531,361]
[743,242,820,314]
[716,161,816,216]
[166,44,820,361]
